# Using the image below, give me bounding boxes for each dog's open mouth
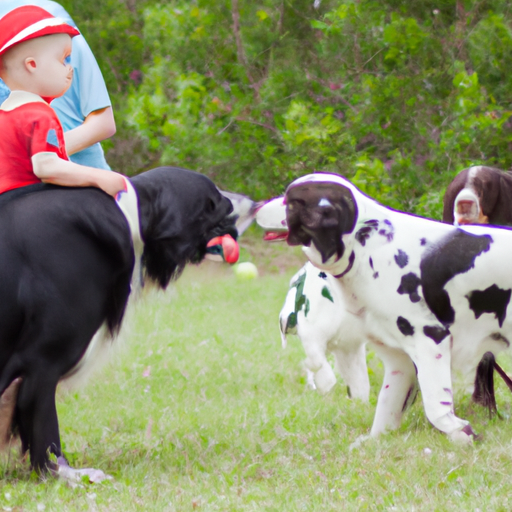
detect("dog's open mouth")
[255,197,289,243]
[205,234,239,264]
[263,231,288,242]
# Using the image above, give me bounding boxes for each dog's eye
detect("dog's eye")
[288,199,306,209]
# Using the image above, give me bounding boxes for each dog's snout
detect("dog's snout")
[318,198,333,208]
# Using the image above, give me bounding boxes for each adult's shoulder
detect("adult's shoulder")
[0,1,75,26]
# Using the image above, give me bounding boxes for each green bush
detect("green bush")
[62,0,512,217]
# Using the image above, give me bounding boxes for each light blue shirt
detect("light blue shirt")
[0,0,113,169]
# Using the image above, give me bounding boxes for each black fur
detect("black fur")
[466,285,512,328]
[420,229,492,326]
[472,352,497,416]
[0,166,236,473]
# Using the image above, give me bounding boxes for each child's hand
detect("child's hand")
[98,171,126,198]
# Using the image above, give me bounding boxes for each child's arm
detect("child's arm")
[31,152,125,197]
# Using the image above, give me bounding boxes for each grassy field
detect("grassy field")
[1,235,512,511]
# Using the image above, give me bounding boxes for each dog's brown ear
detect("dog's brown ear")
[472,167,500,220]
[285,182,358,262]
[443,168,468,224]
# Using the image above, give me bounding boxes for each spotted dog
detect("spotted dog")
[283,172,512,442]
[257,197,369,400]
[280,262,370,399]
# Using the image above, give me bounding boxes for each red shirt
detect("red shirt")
[0,93,68,194]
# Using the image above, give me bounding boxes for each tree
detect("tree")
[63,0,512,217]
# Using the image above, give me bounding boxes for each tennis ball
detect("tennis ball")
[234,261,258,280]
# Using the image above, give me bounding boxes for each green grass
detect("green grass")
[1,237,512,511]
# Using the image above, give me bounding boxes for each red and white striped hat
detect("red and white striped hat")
[0,5,80,56]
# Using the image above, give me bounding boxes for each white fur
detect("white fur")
[279,262,369,399]
[59,179,144,392]
[258,196,370,400]
[283,173,512,441]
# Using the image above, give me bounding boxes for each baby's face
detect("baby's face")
[32,33,73,100]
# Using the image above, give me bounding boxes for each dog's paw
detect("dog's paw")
[448,424,477,444]
[349,434,372,451]
[57,458,113,484]
[314,367,337,395]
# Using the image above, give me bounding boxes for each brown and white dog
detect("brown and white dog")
[443,165,512,226]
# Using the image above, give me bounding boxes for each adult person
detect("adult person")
[0,0,115,170]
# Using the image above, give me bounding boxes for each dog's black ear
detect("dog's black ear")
[286,194,312,248]
[206,197,217,214]
[285,182,357,262]
[133,167,236,288]
[334,185,358,235]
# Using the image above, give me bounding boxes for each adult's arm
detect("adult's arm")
[63,106,116,156]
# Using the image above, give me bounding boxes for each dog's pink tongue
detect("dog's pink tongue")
[206,235,239,264]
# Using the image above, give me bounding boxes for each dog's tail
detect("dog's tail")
[472,352,497,416]
[472,352,512,417]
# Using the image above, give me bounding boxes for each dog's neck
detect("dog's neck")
[115,178,144,290]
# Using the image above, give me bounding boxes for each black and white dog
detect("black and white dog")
[0,166,238,477]
[280,172,512,442]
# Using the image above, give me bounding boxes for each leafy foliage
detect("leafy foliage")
[63,0,512,217]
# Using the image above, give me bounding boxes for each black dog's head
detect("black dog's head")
[285,177,358,263]
[132,167,238,288]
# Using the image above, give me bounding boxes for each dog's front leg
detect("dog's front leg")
[411,335,475,442]
[15,374,62,473]
[301,334,337,394]
[370,343,418,436]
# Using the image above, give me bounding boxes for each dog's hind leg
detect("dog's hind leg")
[0,377,22,450]
[411,334,476,442]
[332,344,370,402]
